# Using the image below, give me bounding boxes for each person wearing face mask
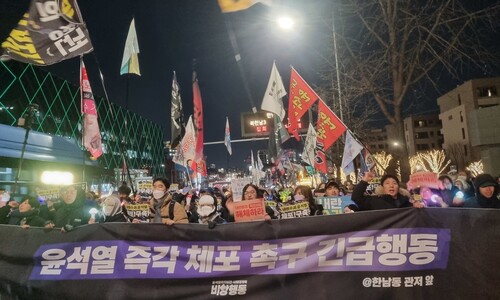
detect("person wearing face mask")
[90,194,128,223]
[352,172,415,211]
[150,178,188,225]
[294,185,322,216]
[196,195,226,225]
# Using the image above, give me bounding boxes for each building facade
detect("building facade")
[438,77,500,174]
[403,114,443,156]
[0,61,165,194]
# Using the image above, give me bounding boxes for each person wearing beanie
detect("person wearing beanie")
[464,173,500,208]
[8,196,46,228]
[352,171,414,211]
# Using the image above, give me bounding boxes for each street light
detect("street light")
[277,16,294,30]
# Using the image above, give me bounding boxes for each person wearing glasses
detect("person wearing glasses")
[241,184,275,221]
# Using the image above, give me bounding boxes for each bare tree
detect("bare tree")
[319,0,500,181]
[445,142,467,171]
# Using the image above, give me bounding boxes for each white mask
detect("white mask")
[152,190,166,200]
[458,175,467,182]
[294,195,305,201]
[198,205,215,217]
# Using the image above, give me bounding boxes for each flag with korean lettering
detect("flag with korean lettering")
[261,61,286,121]
[317,99,346,151]
[80,58,102,159]
[170,71,185,149]
[341,131,363,174]
[287,67,319,140]
[120,18,141,76]
[1,0,93,66]
[173,115,195,168]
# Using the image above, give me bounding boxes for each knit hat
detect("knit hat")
[474,174,498,188]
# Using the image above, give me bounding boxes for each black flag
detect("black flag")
[170,71,185,148]
[1,0,93,65]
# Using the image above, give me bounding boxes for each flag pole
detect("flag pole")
[91,53,136,195]
[222,13,257,112]
[348,129,387,174]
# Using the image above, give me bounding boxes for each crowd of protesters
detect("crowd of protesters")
[0,170,498,231]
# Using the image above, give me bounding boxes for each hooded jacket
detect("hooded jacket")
[464,174,500,208]
[352,180,412,211]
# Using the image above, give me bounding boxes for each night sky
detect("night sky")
[1,0,499,170]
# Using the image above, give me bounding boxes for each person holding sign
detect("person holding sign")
[241,184,274,221]
[294,185,322,216]
[150,178,188,225]
[352,172,414,211]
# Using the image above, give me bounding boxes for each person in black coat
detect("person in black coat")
[8,196,46,228]
[464,173,500,208]
[0,199,19,224]
[48,185,94,231]
[352,172,414,211]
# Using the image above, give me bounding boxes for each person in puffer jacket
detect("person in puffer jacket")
[352,172,415,211]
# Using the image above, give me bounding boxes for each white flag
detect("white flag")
[301,123,317,166]
[173,115,196,167]
[120,18,141,75]
[341,131,364,173]
[261,61,286,121]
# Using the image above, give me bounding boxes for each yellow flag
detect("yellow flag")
[217,0,271,13]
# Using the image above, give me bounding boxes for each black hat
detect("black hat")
[474,174,498,188]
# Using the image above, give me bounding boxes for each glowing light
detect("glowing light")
[373,151,392,175]
[466,161,483,177]
[277,16,294,30]
[41,171,74,185]
[417,150,450,174]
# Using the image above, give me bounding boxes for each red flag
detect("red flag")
[287,67,319,140]
[314,139,327,173]
[317,99,346,151]
[80,58,102,159]
[192,71,204,163]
